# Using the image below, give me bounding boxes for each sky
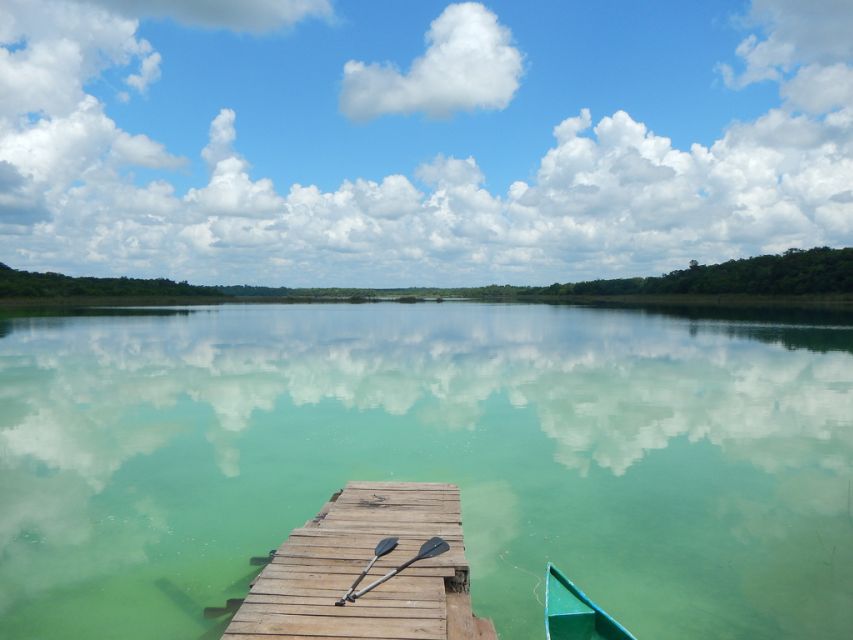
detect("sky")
[1,0,852,287]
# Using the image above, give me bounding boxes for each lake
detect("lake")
[1,302,851,639]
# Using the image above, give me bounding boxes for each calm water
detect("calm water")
[1,303,851,639]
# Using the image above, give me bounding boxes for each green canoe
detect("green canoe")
[545,563,637,640]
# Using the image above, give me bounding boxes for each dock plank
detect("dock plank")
[235,602,446,620]
[267,560,455,578]
[244,593,445,610]
[225,614,445,639]
[287,528,464,543]
[220,482,491,640]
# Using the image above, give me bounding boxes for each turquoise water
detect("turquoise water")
[0,303,851,639]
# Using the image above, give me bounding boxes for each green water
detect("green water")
[1,303,851,639]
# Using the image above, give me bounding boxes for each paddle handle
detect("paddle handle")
[350,556,419,601]
[341,555,378,600]
[350,567,398,600]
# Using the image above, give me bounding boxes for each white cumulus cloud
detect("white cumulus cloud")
[780,63,853,114]
[201,108,238,168]
[125,51,162,95]
[0,0,162,115]
[340,2,523,121]
[718,0,853,118]
[188,108,284,219]
[4,101,853,284]
[1,0,852,285]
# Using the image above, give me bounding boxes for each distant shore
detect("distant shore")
[525,293,853,309]
[1,292,851,310]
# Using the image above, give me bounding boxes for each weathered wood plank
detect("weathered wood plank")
[314,522,463,537]
[287,528,464,542]
[326,505,460,514]
[243,593,445,610]
[336,494,462,507]
[224,636,417,640]
[274,547,465,566]
[226,614,445,639]
[272,552,461,567]
[252,572,443,594]
[335,496,461,507]
[278,540,464,558]
[325,507,462,516]
[250,579,445,602]
[346,481,458,491]
[262,562,455,578]
[234,602,446,620]
[282,535,454,550]
[323,511,462,524]
[446,593,475,640]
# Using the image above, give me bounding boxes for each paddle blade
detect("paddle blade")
[417,536,450,560]
[375,536,399,557]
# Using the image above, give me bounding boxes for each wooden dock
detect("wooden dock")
[221,481,497,640]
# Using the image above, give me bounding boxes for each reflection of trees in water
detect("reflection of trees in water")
[0,307,196,340]
[715,325,853,355]
[575,302,853,355]
[586,302,853,326]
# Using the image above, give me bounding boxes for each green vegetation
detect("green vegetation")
[2,247,850,306]
[0,262,226,299]
[460,247,853,301]
[565,247,852,296]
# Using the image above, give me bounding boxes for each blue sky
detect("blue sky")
[105,1,771,193]
[1,1,852,286]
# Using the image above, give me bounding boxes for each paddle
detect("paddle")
[334,536,399,606]
[345,536,450,603]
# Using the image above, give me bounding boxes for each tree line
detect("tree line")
[529,247,852,298]
[2,247,850,300]
[0,262,225,298]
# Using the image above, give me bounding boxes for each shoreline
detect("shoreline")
[1,292,852,310]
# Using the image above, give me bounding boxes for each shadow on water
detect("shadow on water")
[154,577,235,639]
[197,619,231,640]
[225,566,265,592]
[153,578,208,629]
[195,565,263,640]
[153,564,261,640]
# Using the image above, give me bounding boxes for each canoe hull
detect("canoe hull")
[545,563,637,640]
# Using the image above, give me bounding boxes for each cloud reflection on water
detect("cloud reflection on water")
[0,304,851,616]
[1,306,851,482]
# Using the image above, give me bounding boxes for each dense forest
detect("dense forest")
[0,262,225,298]
[1,247,850,301]
[524,246,852,299]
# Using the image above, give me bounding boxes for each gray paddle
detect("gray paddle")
[335,536,399,606]
[345,536,450,603]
